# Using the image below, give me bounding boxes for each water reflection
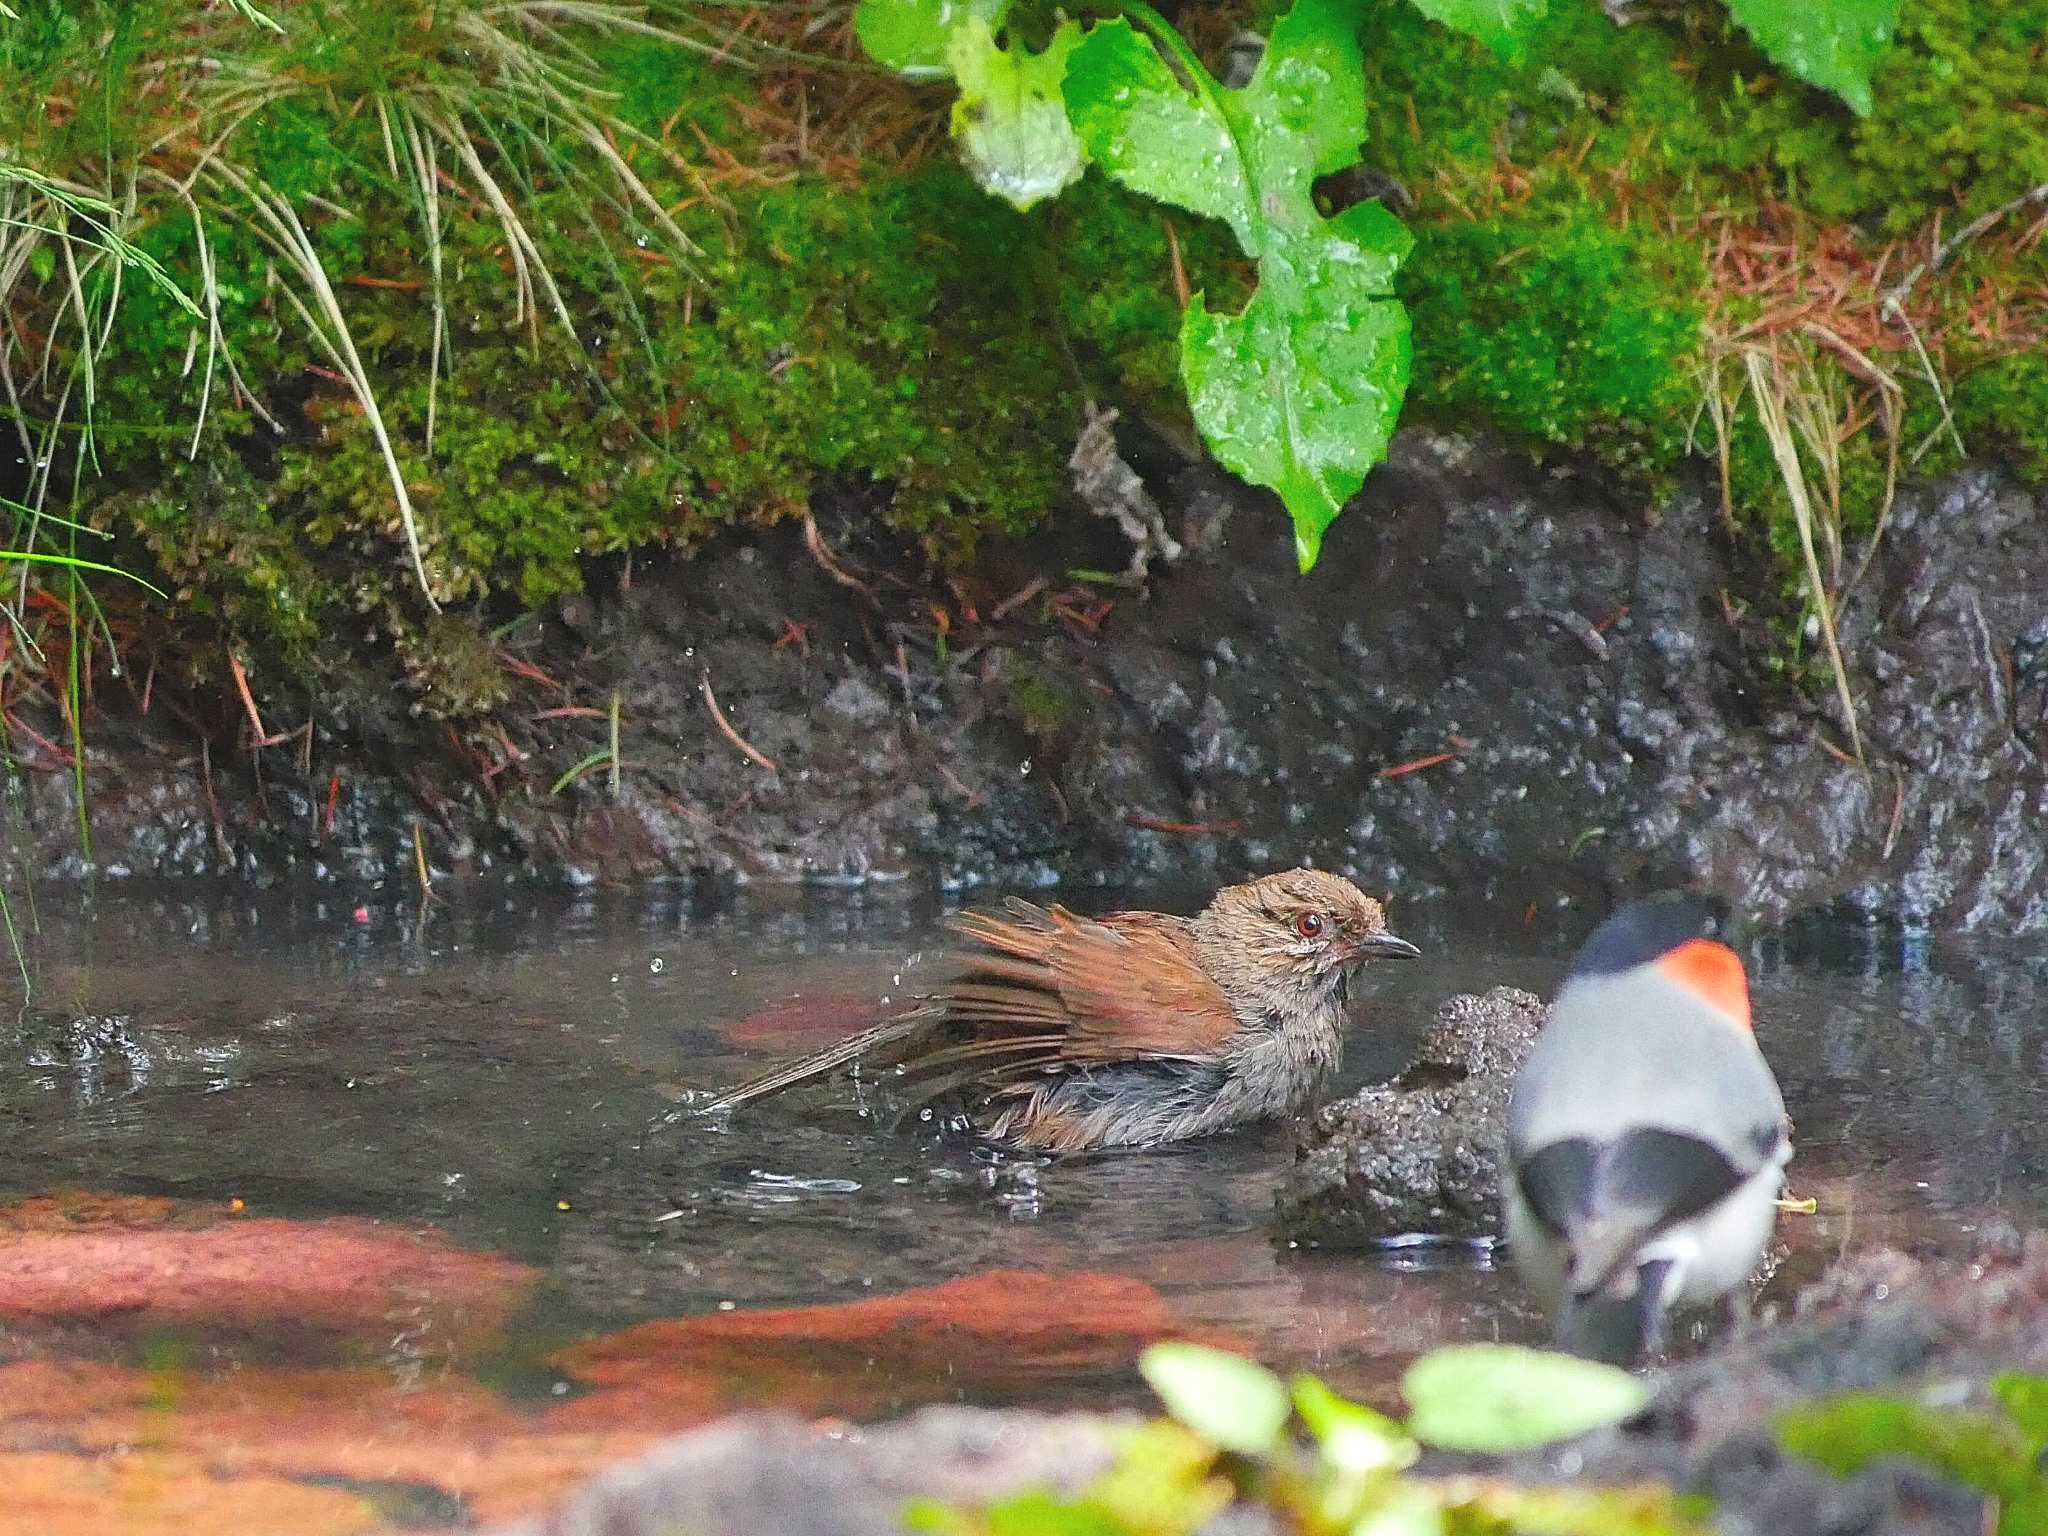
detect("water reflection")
[0,883,2038,1526]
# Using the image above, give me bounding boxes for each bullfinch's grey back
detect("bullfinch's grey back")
[1504,896,1790,1364]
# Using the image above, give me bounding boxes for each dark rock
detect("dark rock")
[17,434,2048,934]
[1272,986,1546,1246]
[490,1406,1129,1536]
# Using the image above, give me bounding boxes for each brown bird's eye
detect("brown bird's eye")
[1295,912,1325,940]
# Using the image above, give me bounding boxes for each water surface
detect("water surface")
[0,883,2041,1526]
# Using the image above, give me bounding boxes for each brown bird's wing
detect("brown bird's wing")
[942,901,1240,1063]
[698,899,1240,1119]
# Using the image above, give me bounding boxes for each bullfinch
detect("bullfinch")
[1504,895,1791,1365]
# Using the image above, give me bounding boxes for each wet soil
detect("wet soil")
[12,432,2048,934]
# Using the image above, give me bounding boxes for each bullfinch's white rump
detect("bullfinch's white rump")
[1504,895,1791,1365]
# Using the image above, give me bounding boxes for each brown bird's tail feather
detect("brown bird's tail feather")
[695,1010,938,1116]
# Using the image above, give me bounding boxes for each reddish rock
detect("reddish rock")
[0,1192,186,1232]
[0,1200,535,1351]
[0,1449,384,1536]
[0,1360,658,1530]
[547,1269,1238,1432]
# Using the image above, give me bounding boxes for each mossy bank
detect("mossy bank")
[0,0,2043,914]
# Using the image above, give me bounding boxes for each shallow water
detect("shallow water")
[0,883,2042,1527]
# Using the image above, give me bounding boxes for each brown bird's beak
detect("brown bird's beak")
[1353,931,1422,961]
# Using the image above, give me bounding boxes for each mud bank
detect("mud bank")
[492,1234,2048,1536]
[10,432,2048,932]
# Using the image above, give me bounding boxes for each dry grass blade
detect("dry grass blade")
[205,159,442,611]
[1743,346,1864,765]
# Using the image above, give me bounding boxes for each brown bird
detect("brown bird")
[699,868,1420,1152]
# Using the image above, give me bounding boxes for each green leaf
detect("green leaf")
[1294,1376,1419,1475]
[1063,0,1411,570]
[1182,206,1412,569]
[1992,1374,2048,1443]
[1723,0,1901,117]
[1401,1344,1650,1453]
[1404,0,1547,62]
[854,0,1011,78]
[1061,19,1244,233]
[1139,1342,1291,1455]
[28,243,54,286]
[947,19,1086,212]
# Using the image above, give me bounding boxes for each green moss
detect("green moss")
[1401,207,1704,471]
[1736,0,2048,236]
[5,0,2047,720]
[1777,1386,2048,1536]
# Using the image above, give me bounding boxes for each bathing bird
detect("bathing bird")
[1504,894,1791,1365]
[699,868,1420,1152]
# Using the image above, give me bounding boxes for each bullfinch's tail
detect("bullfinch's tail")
[1557,1257,1675,1367]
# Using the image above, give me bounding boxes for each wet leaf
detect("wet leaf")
[1064,0,1411,571]
[1293,1374,1418,1474]
[854,0,1011,79]
[1405,0,1547,62]
[905,1491,1130,1536]
[1401,1344,1649,1453]
[1722,0,1900,117]
[1092,1420,1233,1533]
[1181,207,1411,570]
[947,19,1087,212]
[1139,1342,1290,1455]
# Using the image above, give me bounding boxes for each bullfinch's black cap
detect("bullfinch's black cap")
[1566,892,1731,979]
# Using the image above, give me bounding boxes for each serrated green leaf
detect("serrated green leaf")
[1401,1344,1650,1453]
[1404,0,1547,62]
[1182,212,1412,570]
[854,0,1011,78]
[1063,0,1411,570]
[1062,19,1244,232]
[947,19,1086,212]
[1723,0,1900,116]
[1139,1342,1291,1455]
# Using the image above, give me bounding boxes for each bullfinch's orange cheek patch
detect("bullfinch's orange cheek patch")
[1657,938,1752,1028]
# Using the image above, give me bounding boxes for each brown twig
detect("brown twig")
[1882,181,2048,316]
[1124,813,1246,835]
[937,763,986,808]
[1881,769,1906,860]
[412,820,435,905]
[1380,750,1457,779]
[228,652,289,748]
[200,739,230,859]
[700,672,779,773]
[990,576,1049,623]
[1162,216,1190,308]
[802,509,873,599]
